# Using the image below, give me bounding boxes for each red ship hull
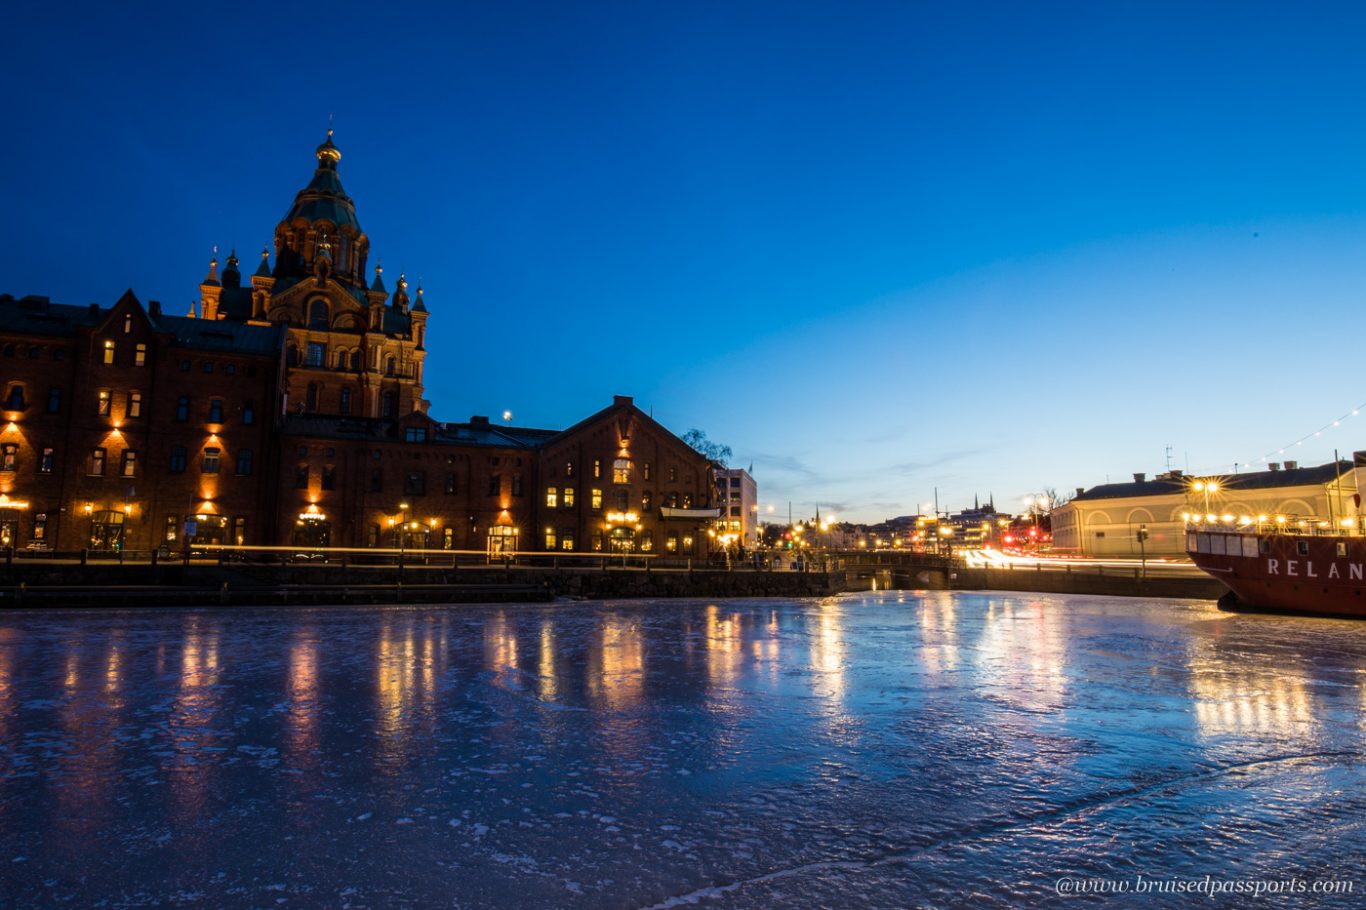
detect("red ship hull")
[1187,529,1366,616]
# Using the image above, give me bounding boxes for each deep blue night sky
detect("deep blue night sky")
[6,1,1366,520]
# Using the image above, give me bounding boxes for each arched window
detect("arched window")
[335,349,347,369]
[382,391,395,418]
[385,355,396,377]
[306,383,318,412]
[308,299,329,330]
[340,387,352,416]
[350,350,361,371]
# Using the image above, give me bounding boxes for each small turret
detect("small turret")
[253,247,271,278]
[222,248,241,288]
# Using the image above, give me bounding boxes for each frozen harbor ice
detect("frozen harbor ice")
[3,591,1366,908]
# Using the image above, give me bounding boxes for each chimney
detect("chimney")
[613,395,634,407]
[88,303,100,316]
[1268,462,1280,471]
[148,299,162,318]
[470,415,489,426]
[1133,472,1146,483]
[1075,487,1085,497]
[1284,460,1298,470]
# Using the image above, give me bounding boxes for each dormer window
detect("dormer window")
[309,299,329,330]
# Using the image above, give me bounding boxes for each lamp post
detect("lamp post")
[396,501,410,574]
[1136,524,1149,580]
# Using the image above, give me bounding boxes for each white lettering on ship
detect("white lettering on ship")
[1264,559,1365,581]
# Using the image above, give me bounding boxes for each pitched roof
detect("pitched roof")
[152,314,286,356]
[1073,461,1350,501]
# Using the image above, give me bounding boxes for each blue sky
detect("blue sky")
[5,1,1366,521]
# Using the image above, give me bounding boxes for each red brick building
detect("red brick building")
[0,134,717,557]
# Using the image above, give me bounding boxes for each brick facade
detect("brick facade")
[0,134,716,557]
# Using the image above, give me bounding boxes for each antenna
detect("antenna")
[1164,444,1173,472]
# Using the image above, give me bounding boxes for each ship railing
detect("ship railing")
[1183,519,1362,538]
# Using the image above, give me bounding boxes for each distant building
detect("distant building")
[713,467,758,548]
[1052,461,1360,558]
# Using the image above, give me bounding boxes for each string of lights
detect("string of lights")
[1236,399,1366,472]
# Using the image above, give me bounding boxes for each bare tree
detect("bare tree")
[681,429,732,467]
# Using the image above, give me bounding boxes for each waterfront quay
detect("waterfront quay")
[3,592,1365,908]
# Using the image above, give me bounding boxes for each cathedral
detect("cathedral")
[0,134,719,557]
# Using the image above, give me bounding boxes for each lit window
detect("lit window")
[123,314,132,334]
[566,460,574,477]
[546,486,558,508]
[102,341,115,364]
[641,490,653,511]
[203,447,221,474]
[121,450,137,477]
[682,534,694,550]
[668,467,677,482]
[563,487,575,508]
[40,447,54,473]
[666,532,678,552]
[90,448,106,476]
[97,390,111,416]
[0,444,16,471]
[127,390,143,418]
[544,528,557,550]
[593,459,601,478]
[134,343,147,366]
[164,515,179,543]
[613,458,632,484]
[591,488,602,510]
[643,462,651,481]
[33,513,47,540]
[560,530,575,551]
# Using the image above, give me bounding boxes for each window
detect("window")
[730,476,741,487]
[370,469,383,492]
[666,532,678,552]
[444,473,457,495]
[97,390,111,416]
[382,391,395,418]
[90,448,106,476]
[209,399,223,423]
[322,466,336,490]
[164,515,179,543]
[667,493,679,508]
[335,350,348,370]
[563,487,575,508]
[731,506,741,517]
[203,447,221,474]
[123,314,132,334]
[232,517,247,546]
[613,458,632,484]
[225,363,236,376]
[641,491,653,511]
[511,475,523,497]
[5,385,23,410]
[28,345,40,359]
[309,299,329,330]
[405,427,427,442]
[560,530,575,551]
[591,489,603,510]
[175,397,189,421]
[294,466,309,488]
[643,462,651,481]
[566,460,574,477]
[443,528,454,549]
[305,384,318,412]
[243,401,255,425]
[40,447,54,473]
[134,343,147,366]
[592,531,603,552]
[33,513,47,541]
[682,494,692,508]
[236,449,253,475]
[669,467,677,482]
[169,446,187,473]
[0,444,15,471]
[46,387,61,414]
[404,471,424,495]
[306,343,325,367]
[202,361,214,373]
[121,450,137,477]
[102,341,115,364]
[127,390,143,418]
[385,356,396,377]
[367,524,380,547]
[180,359,191,372]
[546,486,558,508]
[544,528,557,550]
[339,388,351,416]
[616,489,629,511]
[682,534,694,551]
[593,459,601,478]
[640,532,653,553]
[488,475,500,496]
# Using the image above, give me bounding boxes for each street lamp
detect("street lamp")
[396,501,410,572]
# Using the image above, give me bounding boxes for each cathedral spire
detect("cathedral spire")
[371,261,386,292]
[202,247,220,286]
[254,247,271,278]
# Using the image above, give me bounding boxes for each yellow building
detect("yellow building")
[1051,459,1361,558]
